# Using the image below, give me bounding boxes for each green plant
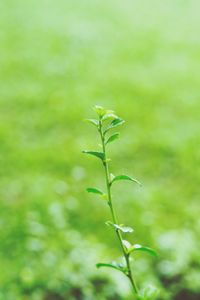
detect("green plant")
[83,105,158,299]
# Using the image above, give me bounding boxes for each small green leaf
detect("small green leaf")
[94,105,115,118]
[85,118,99,127]
[122,240,132,250]
[102,113,118,121]
[104,118,125,134]
[106,221,134,233]
[106,133,120,145]
[96,262,127,274]
[128,244,158,257]
[110,173,115,181]
[111,175,141,186]
[82,150,105,161]
[86,188,103,195]
[111,118,125,127]
[93,105,106,117]
[118,225,134,233]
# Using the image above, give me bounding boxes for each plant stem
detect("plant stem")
[99,119,139,296]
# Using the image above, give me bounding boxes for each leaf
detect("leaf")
[122,240,132,250]
[86,188,103,195]
[85,118,99,127]
[128,244,158,257]
[94,105,106,118]
[117,225,134,233]
[104,118,125,134]
[94,105,116,118]
[96,262,127,274]
[111,118,125,127]
[105,133,120,145]
[110,173,115,181]
[111,175,141,186]
[106,221,134,233]
[82,150,105,161]
[102,113,118,121]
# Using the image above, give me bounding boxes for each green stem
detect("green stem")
[99,119,138,296]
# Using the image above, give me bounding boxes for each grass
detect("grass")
[0,0,200,299]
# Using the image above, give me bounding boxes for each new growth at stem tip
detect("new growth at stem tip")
[83,105,158,299]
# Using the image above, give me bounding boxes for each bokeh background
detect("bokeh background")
[1,0,200,299]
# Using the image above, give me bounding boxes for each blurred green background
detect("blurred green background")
[1,0,200,299]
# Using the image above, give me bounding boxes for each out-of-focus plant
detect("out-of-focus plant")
[83,105,158,299]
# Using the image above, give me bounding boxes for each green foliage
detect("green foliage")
[96,262,127,274]
[104,118,125,134]
[84,118,99,127]
[106,132,120,145]
[1,1,200,299]
[106,221,134,233]
[102,113,118,122]
[110,174,142,186]
[82,150,105,162]
[128,244,158,257]
[86,187,104,195]
[93,105,108,117]
[84,106,157,298]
